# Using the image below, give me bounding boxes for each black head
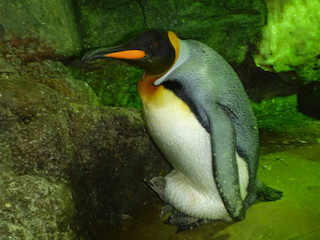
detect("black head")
[82,30,177,75]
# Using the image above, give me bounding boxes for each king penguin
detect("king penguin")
[82,30,282,231]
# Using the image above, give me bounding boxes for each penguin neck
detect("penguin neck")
[153,39,189,86]
[137,72,164,104]
[137,38,190,104]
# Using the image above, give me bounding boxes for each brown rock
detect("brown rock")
[0,78,170,238]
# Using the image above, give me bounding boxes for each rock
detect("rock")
[79,61,142,107]
[0,78,170,238]
[69,104,170,238]
[0,79,73,177]
[78,1,145,49]
[0,48,100,105]
[235,57,296,102]
[297,81,320,119]
[0,0,82,56]
[254,0,320,85]
[0,164,76,240]
[32,76,100,106]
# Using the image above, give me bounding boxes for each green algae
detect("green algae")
[254,0,320,83]
[252,95,318,132]
[77,61,142,108]
[0,166,77,240]
[0,0,82,56]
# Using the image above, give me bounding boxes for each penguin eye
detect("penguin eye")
[151,41,159,48]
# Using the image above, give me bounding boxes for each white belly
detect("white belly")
[141,90,248,220]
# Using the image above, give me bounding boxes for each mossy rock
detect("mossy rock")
[0,0,82,56]
[254,0,320,84]
[0,165,76,240]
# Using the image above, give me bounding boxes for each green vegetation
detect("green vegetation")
[74,61,142,108]
[254,0,320,84]
[252,95,315,132]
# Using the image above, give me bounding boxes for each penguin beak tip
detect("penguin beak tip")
[81,47,110,62]
[81,52,99,63]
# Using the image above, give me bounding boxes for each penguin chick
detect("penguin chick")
[82,30,282,231]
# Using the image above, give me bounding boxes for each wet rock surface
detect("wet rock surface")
[0,77,170,239]
[0,0,82,56]
[68,104,171,239]
[0,165,76,240]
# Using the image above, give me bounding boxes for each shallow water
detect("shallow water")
[106,125,320,240]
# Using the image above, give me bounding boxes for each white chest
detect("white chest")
[141,90,215,192]
[140,88,249,219]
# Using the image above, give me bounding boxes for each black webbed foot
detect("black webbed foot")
[165,208,211,233]
[144,177,211,233]
[160,203,174,218]
[257,181,283,201]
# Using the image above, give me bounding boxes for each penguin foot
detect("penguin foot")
[165,210,210,233]
[144,177,211,232]
[160,203,174,218]
[144,176,167,201]
[257,181,283,201]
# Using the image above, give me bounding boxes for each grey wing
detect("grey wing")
[204,102,245,220]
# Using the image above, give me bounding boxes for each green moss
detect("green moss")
[0,167,76,239]
[254,0,320,83]
[77,61,142,108]
[0,0,82,56]
[79,2,145,49]
[252,95,317,132]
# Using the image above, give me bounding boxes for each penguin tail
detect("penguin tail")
[256,180,283,202]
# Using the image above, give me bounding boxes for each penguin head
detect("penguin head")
[82,30,180,76]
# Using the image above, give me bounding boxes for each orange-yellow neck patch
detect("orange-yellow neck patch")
[137,73,163,101]
[137,73,190,112]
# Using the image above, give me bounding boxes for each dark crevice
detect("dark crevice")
[137,0,148,29]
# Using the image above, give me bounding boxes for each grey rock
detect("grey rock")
[0,165,76,240]
[0,0,82,56]
[78,1,145,49]
[0,77,170,238]
[69,104,170,238]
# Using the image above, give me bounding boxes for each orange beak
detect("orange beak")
[82,45,146,62]
[104,50,146,59]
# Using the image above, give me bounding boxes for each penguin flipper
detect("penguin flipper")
[206,103,245,220]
